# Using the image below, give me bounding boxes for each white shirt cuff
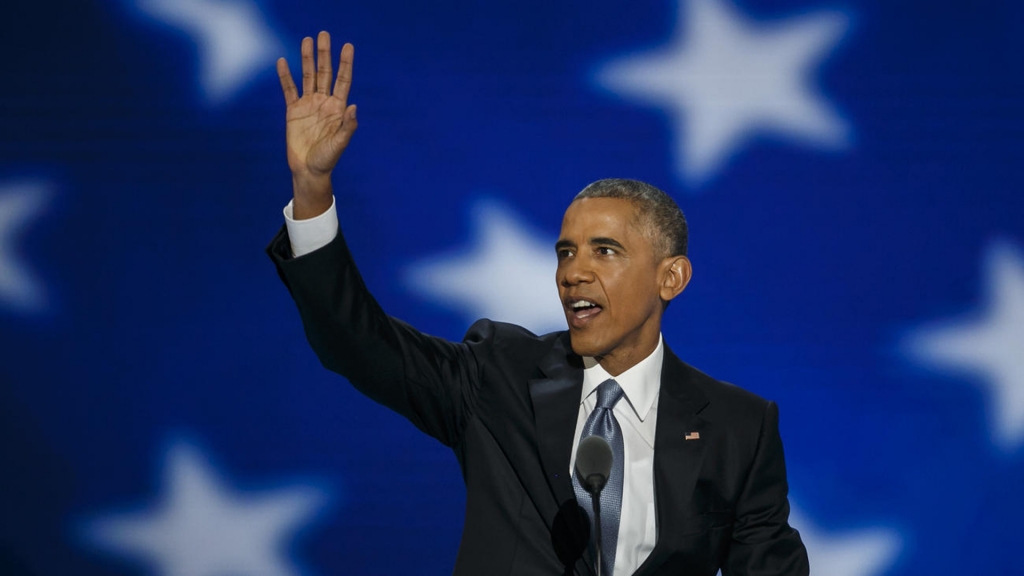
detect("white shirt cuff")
[283,196,339,258]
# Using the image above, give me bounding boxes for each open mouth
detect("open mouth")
[567,299,603,326]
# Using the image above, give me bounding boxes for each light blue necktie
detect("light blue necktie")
[573,378,625,576]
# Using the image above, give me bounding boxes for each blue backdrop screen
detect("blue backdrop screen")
[2,0,1022,574]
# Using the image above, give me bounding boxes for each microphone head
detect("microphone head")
[575,435,613,495]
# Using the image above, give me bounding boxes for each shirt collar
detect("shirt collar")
[580,334,664,422]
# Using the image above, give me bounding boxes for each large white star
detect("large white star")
[136,0,282,104]
[906,240,1024,451]
[790,507,902,576]
[0,181,50,313]
[596,0,851,185]
[86,440,327,576]
[405,200,566,335]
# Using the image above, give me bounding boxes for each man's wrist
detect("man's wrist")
[291,172,334,220]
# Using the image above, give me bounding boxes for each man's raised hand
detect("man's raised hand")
[277,32,357,218]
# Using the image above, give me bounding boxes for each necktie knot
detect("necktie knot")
[595,378,624,411]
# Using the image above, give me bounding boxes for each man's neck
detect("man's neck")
[581,334,664,421]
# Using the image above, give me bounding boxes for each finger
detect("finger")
[333,43,354,105]
[276,58,298,105]
[301,36,315,95]
[331,104,358,151]
[316,31,332,95]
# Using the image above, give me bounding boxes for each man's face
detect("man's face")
[555,197,674,375]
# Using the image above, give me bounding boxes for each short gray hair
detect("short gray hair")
[573,178,688,258]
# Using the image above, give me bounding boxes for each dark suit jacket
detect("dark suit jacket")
[267,225,809,576]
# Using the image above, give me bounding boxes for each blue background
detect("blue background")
[2,0,1022,574]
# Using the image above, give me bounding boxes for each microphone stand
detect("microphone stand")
[586,474,605,576]
[576,435,613,576]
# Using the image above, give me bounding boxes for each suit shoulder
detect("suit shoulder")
[462,318,565,359]
[678,359,772,421]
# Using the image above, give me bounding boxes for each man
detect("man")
[266,32,809,576]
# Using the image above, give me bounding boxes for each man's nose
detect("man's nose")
[560,257,594,286]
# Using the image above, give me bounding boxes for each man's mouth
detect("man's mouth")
[566,298,603,327]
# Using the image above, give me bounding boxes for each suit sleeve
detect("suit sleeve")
[722,401,809,576]
[266,224,483,448]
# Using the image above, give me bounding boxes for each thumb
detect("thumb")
[331,104,358,153]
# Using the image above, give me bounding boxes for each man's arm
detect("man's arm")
[722,401,810,576]
[267,220,484,447]
[269,33,481,447]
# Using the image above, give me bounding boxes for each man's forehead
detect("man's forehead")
[560,197,642,236]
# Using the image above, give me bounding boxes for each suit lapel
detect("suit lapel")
[528,332,584,512]
[527,333,596,576]
[634,345,710,576]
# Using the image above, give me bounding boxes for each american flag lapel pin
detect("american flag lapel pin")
[685,431,700,441]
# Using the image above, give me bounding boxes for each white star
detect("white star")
[405,200,565,335]
[0,181,50,313]
[137,0,282,104]
[596,0,851,185]
[789,507,902,576]
[906,240,1024,451]
[86,440,327,576]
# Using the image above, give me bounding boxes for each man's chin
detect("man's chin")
[567,332,603,359]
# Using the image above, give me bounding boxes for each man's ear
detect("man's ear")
[659,256,692,302]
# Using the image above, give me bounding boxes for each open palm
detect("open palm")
[277,32,358,178]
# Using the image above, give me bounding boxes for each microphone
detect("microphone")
[576,436,613,576]
[576,435,613,494]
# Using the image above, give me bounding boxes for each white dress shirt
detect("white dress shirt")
[284,197,661,575]
[571,338,662,576]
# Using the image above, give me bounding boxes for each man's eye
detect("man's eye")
[557,249,574,259]
[597,247,616,255]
